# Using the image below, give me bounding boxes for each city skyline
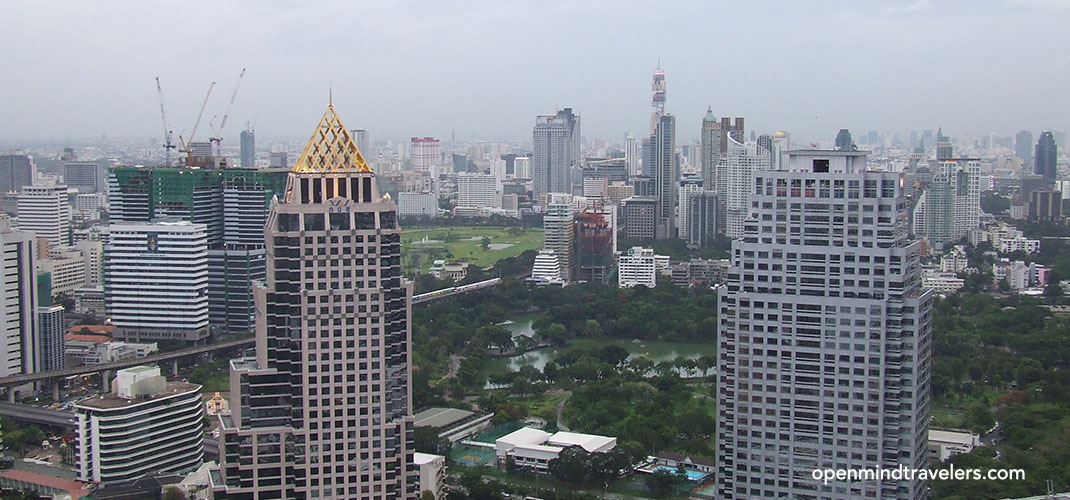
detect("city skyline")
[2,1,1069,144]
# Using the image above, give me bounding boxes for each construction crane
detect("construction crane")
[179,81,216,163]
[154,77,176,167]
[209,67,246,159]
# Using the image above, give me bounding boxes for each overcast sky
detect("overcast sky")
[3,0,1069,146]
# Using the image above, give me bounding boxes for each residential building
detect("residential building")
[618,247,658,288]
[74,366,204,482]
[411,137,441,172]
[686,190,722,249]
[352,130,371,160]
[922,270,965,294]
[413,453,445,500]
[700,107,722,189]
[17,185,70,247]
[543,193,575,282]
[212,103,417,500]
[38,248,86,296]
[716,137,771,238]
[677,177,703,241]
[1028,189,1061,222]
[622,196,657,240]
[529,250,564,286]
[715,150,933,500]
[76,239,103,287]
[625,136,640,175]
[105,221,209,343]
[911,159,981,248]
[495,427,616,474]
[0,218,38,395]
[513,156,532,179]
[0,155,34,194]
[398,192,437,218]
[532,109,580,206]
[456,173,500,208]
[37,305,65,372]
[1035,131,1057,185]
[993,259,1048,290]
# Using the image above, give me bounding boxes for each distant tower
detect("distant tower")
[835,128,854,150]
[1035,131,1058,185]
[240,129,256,168]
[650,63,666,135]
[700,107,721,189]
[532,108,580,206]
[17,185,71,247]
[352,129,371,159]
[652,114,677,239]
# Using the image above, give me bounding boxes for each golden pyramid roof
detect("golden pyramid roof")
[291,103,371,174]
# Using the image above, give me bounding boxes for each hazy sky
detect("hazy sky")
[3,0,1069,146]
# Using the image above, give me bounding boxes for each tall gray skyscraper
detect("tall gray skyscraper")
[240,129,256,168]
[835,128,854,150]
[214,103,415,500]
[715,150,932,500]
[352,129,371,160]
[912,158,981,248]
[532,108,580,206]
[652,114,677,239]
[701,107,721,189]
[650,65,666,134]
[1035,131,1057,185]
[0,155,34,194]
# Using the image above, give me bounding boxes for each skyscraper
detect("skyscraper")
[37,305,65,372]
[213,103,416,500]
[352,129,371,160]
[1015,130,1033,165]
[543,193,575,283]
[652,114,677,239]
[625,136,640,176]
[17,184,71,247]
[717,137,771,238]
[456,173,500,208]
[410,137,440,172]
[0,155,34,194]
[1035,131,1057,185]
[64,161,107,194]
[912,159,981,248]
[715,150,932,500]
[701,107,722,190]
[532,109,580,206]
[240,129,256,168]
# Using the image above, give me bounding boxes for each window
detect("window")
[813,159,830,173]
[278,214,300,232]
[304,214,325,231]
[329,213,350,230]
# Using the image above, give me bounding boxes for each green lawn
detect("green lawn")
[402,227,543,273]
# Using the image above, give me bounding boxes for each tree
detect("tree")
[481,236,491,251]
[419,490,436,500]
[413,426,450,455]
[547,447,589,484]
[645,469,685,498]
[162,487,188,500]
[598,345,629,367]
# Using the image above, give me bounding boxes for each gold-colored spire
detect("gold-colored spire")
[291,102,371,174]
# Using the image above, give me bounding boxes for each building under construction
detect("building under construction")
[574,210,616,284]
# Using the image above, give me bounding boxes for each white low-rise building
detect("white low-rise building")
[495,427,616,473]
[922,269,965,294]
[530,250,564,286]
[413,452,446,500]
[618,247,659,288]
[927,429,980,462]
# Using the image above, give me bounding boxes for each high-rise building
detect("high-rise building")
[240,129,256,168]
[1015,130,1033,165]
[64,161,107,194]
[720,117,745,152]
[410,137,440,172]
[715,150,932,500]
[105,220,209,343]
[677,176,704,240]
[574,210,615,284]
[0,218,39,394]
[685,190,721,249]
[37,305,65,372]
[1035,131,1057,185]
[652,114,677,239]
[700,107,722,197]
[75,366,204,482]
[625,136,641,175]
[513,156,532,179]
[17,185,71,247]
[397,192,437,218]
[717,137,772,238]
[352,130,371,160]
[0,155,34,194]
[456,173,500,208]
[532,109,580,206]
[543,193,575,283]
[270,151,289,169]
[213,103,416,500]
[912,159,981,248]
[650,65,666,135]
[621,196,657,239]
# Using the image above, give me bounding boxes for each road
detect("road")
[434,354,464,387]
[555,390,572,432]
